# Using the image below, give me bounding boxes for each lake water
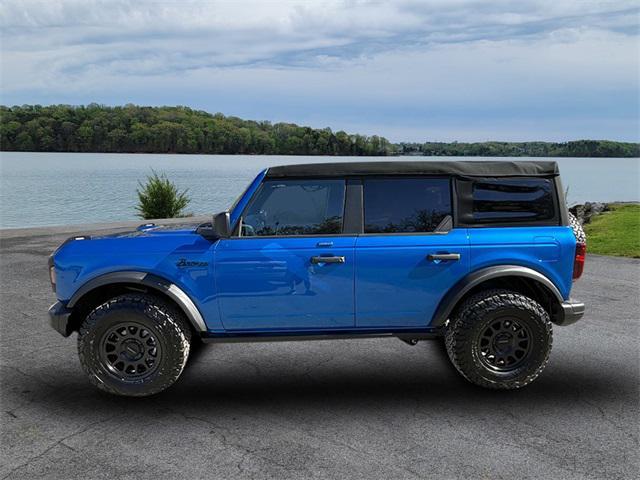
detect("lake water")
[0,152,638,229]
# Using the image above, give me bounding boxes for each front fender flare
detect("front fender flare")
[430,265,564,327]
[67,271,207,332]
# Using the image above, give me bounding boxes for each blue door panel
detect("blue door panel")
[355,229,470,328]
[215,236,356,331]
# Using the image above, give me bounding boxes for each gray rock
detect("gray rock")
[569,202,608,225]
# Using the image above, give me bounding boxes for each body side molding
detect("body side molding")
[430,265,564,327]
[67,271,207,332]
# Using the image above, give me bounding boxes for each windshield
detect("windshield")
[229,169,269,227]
[229,185,249,213]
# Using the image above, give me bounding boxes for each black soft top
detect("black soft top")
[266,160,559,178]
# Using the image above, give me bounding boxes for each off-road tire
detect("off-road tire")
[78,293,192,397]
[445,289,552,390]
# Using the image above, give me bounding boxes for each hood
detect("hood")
[94,221,202,239]
[52,221,213,260]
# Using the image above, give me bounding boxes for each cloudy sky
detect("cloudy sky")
[1,0,638,142]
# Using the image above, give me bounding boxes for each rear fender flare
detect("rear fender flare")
[430,265,564,327]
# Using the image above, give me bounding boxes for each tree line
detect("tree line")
[396,140,639,158]
[1,104,638,157]
[0,104,392,156]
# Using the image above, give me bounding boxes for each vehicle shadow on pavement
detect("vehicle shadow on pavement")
[7,341,634,418]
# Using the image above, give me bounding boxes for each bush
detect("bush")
[136,170,191,219]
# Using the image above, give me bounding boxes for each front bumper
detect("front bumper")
[557,299,585,326]
[48,301,73,337]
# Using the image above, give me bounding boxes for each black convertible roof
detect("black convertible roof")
[266,160,559,178]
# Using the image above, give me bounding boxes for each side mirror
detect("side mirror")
[196,211,231,241]
[213,211,231,238]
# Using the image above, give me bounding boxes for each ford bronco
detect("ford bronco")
[48,161,586,396]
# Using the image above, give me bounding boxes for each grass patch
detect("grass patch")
[583,204,640,258]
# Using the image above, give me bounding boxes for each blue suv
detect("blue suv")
[48,161,586,396]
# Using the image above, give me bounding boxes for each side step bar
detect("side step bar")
[201,330,442,344]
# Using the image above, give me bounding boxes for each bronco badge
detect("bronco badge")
[176,258,209,268]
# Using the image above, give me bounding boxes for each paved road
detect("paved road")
[1,224,638,480]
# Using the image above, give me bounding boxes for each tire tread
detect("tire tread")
[445,289,552,390]
[77,293,192,397]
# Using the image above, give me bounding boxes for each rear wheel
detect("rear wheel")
[445,289,552,389]
[78,293,191,397]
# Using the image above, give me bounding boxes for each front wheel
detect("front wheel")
[445,289,552,390]
[77,293,192,397]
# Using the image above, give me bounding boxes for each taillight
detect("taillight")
[573,242,586,280]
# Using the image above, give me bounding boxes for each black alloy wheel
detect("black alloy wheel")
[477,317,532,372]
[99,322,162,380]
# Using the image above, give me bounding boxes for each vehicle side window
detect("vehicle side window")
[241,179,345,236]
[472,178,555,223]
[363,178,451,233]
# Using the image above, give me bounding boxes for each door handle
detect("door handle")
[311,255,345,264]
[427,253,461,262]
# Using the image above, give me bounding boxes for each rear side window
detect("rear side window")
[242,179,345,236]
[363,178,451,233]
[471,178,556,223]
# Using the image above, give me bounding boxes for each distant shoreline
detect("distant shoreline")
[2,105,639,158]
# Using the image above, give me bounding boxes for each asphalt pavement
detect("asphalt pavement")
[0,222,638,479]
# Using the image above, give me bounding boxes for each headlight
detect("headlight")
[49,266,56,291]
[48,256,56,292]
